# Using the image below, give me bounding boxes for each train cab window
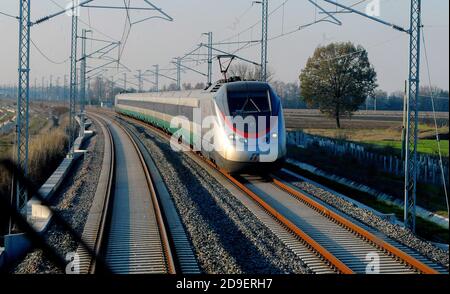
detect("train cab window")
[228,90,271,117]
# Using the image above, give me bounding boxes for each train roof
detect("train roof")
[116,81,271,102]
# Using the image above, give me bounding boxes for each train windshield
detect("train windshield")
[228,90,272,117]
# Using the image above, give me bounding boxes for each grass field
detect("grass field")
[0,104,69,241]
[285,109,449,242]
[285,109,449,130]
[286,109,449,157]
[0,103,69,194]
[368,139,449,157]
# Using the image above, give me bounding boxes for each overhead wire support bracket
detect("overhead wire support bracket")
[77,42,119,62]
[321,0,409,33]
[32,0,94,26]
[178,63,208,77]
[307,0,342,25]
[144,69,177,83]
[200,44,261,67]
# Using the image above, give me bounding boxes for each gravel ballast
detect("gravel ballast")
[130,122,308,274]
[284,173,449,269]
[14,120,105,274]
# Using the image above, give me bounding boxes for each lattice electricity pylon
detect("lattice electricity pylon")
[15,0,32,212]
[203,32,213,86]
[14,0,91,215]
[143,66,177,90]
[79,29,92,137]
[137,70,143,92]
[68,3,78,157]
[79,31,121,108]
[153,65,159,91]
[260,0,268,82]
[176,58,181,90]
[317,0,421,232]
[79,29,89,114]
[404,0,422,232]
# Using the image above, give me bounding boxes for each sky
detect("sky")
[0,0,448,93]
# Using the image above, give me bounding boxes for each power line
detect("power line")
[213,0,369,63]
[49,0,119,42]
[268,0,369,41]
[421,27,449,216]
[0,10,18,19]
[30,38,69,65]
[219,0,290,43]
[216,2,255,34]
[118,0,132,60]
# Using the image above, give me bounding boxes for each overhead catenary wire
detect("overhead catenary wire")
[118,0,132,61]
[208,0,369,68]
[0,10,18,20]
[219,0,290,44]
[49,0,120,43]
[31,38,69,65]
[421,27,449,216]
[143,0,374,87]
[268,0,369,42]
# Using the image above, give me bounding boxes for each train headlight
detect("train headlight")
[272,133,278,139]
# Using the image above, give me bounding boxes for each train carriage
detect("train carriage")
[115,80,286,173]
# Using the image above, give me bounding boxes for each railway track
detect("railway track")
[113,111,446,274]
[77,112,199,274]
[234,174,447,274]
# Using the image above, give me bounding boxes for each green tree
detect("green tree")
[300,42,377,128]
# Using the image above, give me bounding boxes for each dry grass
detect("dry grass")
[1,107,69,240]
[285,109,449,133]
[0,114,69,199]
[28,116,69,185]
[302,124,449,142]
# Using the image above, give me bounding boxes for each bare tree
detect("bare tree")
[194,82,206,89]
[182,83,192,90]
[229,63,274,82]
[167,83,178,91]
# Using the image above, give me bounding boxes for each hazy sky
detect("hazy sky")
[0,0,448,93]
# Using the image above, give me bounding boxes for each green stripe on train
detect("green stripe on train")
[116,107,198,146]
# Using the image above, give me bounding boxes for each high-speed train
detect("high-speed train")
[115,80,286,173]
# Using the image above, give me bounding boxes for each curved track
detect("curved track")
[78,113,175,274]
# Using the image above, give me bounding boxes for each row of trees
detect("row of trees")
[371,88,449,112]
[1,42,447,128]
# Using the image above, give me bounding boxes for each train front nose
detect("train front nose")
[213,81,286,173]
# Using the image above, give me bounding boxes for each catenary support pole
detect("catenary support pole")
[15,0,32,214]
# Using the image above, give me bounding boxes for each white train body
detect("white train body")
[115,81,286,173]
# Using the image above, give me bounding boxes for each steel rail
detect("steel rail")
[77,113,115,274]
[112,116,176,274]
[220,170,354,274]
[83,111,175,274]
[107,113,176,274]
[117,119,201,274]
[271,176,440,274]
